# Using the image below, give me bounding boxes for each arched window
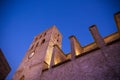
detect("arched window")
[34,37,38,41]
[30,45,34,50]
[57,39,59,42]
[36,42,39,47]
[28,52,35,59]
[41,39,45,45]
[39,35,42,39]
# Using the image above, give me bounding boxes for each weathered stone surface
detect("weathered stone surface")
[40,41,120,80]
[12,26,63,80]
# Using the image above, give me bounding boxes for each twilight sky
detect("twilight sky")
[0,0,120,79]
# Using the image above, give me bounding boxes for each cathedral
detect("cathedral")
[12,12,120,80]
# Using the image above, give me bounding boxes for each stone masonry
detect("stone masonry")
[13,12,120,80]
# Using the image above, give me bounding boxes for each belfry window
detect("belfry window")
[28,52,35,59]
[36,42,39,47]
[41,39,45,45]
[57,39,59,42]
[30,45,34,50]
[34,37,38,41]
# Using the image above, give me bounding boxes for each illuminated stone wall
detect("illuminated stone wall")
[40,39,120,80]
[12,26,64,80]
[40,12,120,80]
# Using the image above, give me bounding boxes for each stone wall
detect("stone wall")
[40,12,120,80]
[40,40,120,80]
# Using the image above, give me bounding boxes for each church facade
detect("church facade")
[12,12,120,80]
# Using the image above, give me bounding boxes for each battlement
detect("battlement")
[42,11,120,71]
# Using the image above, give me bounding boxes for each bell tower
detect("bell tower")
[12,26,62,80]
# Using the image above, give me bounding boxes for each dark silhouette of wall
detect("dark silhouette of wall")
[0,49,11,80]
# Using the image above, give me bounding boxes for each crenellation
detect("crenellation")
[89,25,106,48]
[104,32,120,45]
[41,11,120,72]
[41,32,120,72]
[52,45,66,65]
[69,35,83,60]
[83,42,97,53]
[66,53,71,60]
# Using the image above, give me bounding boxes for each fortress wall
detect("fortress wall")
[40,40,120,80]
[40,12,120,80]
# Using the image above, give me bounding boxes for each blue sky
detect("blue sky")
[0,0,120,79]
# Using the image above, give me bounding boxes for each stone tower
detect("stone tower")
[12,26,62,80]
